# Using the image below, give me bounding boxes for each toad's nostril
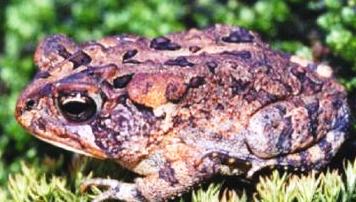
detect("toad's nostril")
[25,99,36,110]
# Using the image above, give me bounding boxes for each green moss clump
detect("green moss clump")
[1,159,355,201]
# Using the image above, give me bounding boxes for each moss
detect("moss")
[255,161,356,202]
[1,159,355,201]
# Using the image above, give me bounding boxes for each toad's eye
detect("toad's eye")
[57,93,97,122]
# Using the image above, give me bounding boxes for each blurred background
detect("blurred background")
[0,0,355,201]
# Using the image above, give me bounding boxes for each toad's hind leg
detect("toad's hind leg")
[247,128,348,177]
[276,128,348,171]
[247,100,350,176]
[273,98,350,171]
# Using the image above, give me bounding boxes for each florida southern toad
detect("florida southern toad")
[15,24,350,201]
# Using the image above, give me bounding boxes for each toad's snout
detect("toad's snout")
[15,79,53,124]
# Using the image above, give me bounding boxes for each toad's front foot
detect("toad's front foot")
[81,178,144,202]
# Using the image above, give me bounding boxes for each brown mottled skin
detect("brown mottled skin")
[15,25,350,201]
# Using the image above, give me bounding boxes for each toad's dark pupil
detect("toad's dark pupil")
[57,95,96,122]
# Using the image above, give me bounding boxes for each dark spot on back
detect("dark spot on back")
[122,49,138,61]
[150,36,181,51]
[164,56,194,67]
[231,78,251,95]
[189,76,205,88]
[221,28,254,43]
[216,103,224,110]
[123,59,141,64]
[113,74,134,88]
[223,50,251,60]
[56,44,72,59]
[69,50,92,69]
[206,61,218,74]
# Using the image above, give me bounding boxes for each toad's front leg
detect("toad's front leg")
[81,159,211,202]
[81,179,142,202]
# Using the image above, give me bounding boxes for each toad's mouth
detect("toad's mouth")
[35,134,97,157]
[15,109,107,159]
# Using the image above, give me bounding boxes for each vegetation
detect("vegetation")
[0,0,355,201]
[0,159,355,201]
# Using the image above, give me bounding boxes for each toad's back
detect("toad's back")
[90,24,348,161]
